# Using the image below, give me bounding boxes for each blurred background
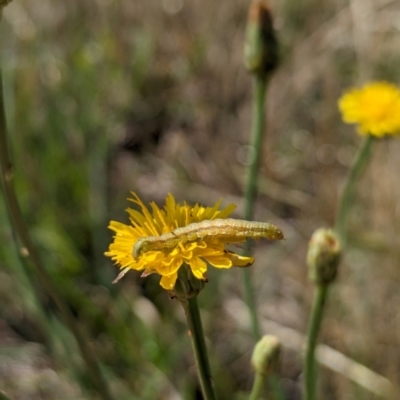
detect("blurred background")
[0,0,400,399]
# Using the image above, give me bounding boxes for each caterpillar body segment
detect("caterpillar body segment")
[133,218,283,258]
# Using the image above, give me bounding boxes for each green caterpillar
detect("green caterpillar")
[133,218,283,258]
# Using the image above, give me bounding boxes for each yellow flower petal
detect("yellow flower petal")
[157,256,183,276]
[204,256,232,269]
[105,193,280,290]
[190,257,208,279]
[226,252,254,267]
[338,81,400,137]
[160,274,178,290]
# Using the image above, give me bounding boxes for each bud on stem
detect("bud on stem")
[244,0,279,76]
[251,335,281,376]
[307,228,341,285]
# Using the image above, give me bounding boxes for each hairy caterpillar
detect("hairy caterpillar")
[133,218,283,258]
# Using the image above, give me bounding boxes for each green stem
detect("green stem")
[242,74,268,341]
[334,135,373,246]
[248,373,284,400]
[249,372,265,400]
[180,296,217,400]
[304,284,329,400]
[0,72,114,400]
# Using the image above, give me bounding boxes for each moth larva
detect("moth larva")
[133,218,283,258]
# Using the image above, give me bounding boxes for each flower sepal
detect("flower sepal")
[170,264,206,301]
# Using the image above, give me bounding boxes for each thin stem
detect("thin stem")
[249,372,265,400]
[304,284,329,400]
[0,71,115,400]
[180,296,217,400]
[334,135,373,246]
[248,373,284,400]
[244,75,268,213]
[242,74,268,341]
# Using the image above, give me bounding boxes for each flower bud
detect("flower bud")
[307,228,341,285]
[244,0,279,76]
[251,335,281,376]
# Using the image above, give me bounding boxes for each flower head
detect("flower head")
[105,193,282,291]
[338,81,400,137]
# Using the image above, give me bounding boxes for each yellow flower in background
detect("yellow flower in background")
[338,81,400,137]
[105,193,256,290]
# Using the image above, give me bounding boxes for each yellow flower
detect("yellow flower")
[105,193,256,290]
[338,81,400,137]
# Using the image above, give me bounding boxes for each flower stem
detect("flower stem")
[249,373,285,400]
[0,71,115,400]
[242,74,268,341]
[304,284,329,400]
[334,135,374,246]
[249,374,284,400]
[249,372,265,400]
[180,296,217,400]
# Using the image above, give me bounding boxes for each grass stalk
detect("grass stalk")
[180,296,217,400]
[0,71,115,400]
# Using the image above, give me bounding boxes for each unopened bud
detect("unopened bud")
[251,335,281,376]
[244,0,278,76]
[307,228,341,285]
